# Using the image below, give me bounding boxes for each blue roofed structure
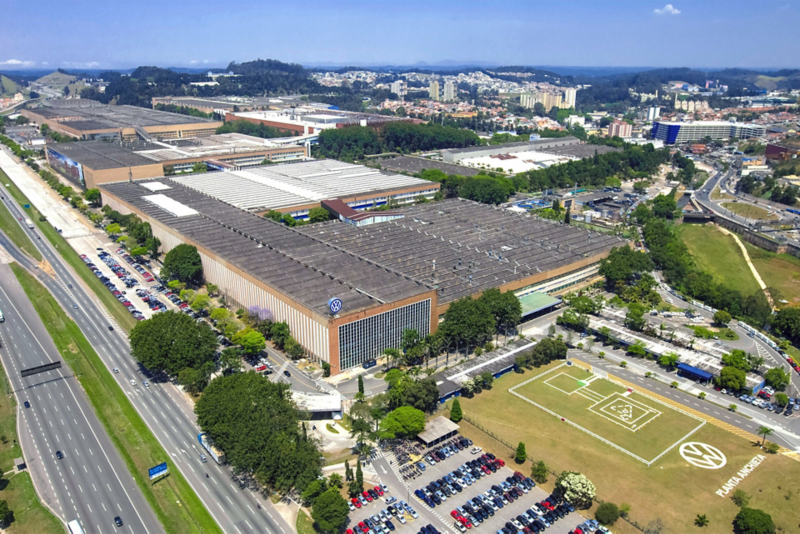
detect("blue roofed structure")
[677,362,713,383]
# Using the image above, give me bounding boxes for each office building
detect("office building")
[99,176,619,375]
[608,120,632,138]
[22,100,222,141]
[44,133,308,189]
[390,80,408,99]
[651,121,766,144]
[428,80,440,101]
[443,81,456,102]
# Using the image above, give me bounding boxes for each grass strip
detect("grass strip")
[0,190,41,261]
[296,509,315,534]
[11,263,221,534]
[0,329,62,533]
[0,168,137,332]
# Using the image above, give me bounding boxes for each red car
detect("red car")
[459,518,472,529]
[541,501,554,511]
[351,498,361,509]
[256,365,267,372]
[346,530,354,534]
[450,510,461,519]
[358,522,367,531]
[495,458,505,467]
[481,465,490,474]
[374,485,384,496]
[362,491,372,502]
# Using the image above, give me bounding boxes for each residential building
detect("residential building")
[651,121,766,144]
[647,106,661,121]
[563,87,577,109]
[390,80,408,99]
[607,120,632,138]
[428,80,440,101]
[443,81,456,102]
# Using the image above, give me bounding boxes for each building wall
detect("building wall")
[224,113,307,135]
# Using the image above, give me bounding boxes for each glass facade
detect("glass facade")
[338,299,431,370]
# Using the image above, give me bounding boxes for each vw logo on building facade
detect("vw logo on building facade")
[679,442,727,469]
[328,297,343,314]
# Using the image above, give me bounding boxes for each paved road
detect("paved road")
[0,183,293,532]
[0,263,161,534]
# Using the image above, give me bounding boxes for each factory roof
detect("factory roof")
[169,159,433,212]
[100,178,431,317]
[443,136,580,156]
[45,133,299,170]
[29,102,215,130]
[378,155,487,177]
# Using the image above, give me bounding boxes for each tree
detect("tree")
[715,366,746,391]
[731,489,750,508]
[206,283,219,296]
[757,426,774,448]
[195,373,321,492]
[624,303,647,332]
[564,207,571,225]
[554,471,596,509]
[328,472,343,489]
[531,460,548,484]
[595,502,620,526]
[733,508,775,534]
[301,478,327,504]
[764,367,790,391]
[129,311,217,375]
[379,407,425,439]
[357,375,365,396]
[713,310,732,326]
[0,500,11,526]
[722,350,752,372]
[284,336,304,359]
[161,244,203,285]
[355,460,363,490]
[694,514,709,527]
[105,223,121,235]
[269,321,291,350]
[191,161,207,173]
[515,442,527,464]
[439,296,495,351]
[130,246,148,258]
[265,210,283,222]
[773,306,800,345]
[191,294,211,311]
[308,207,332,224]
[219,347,243,373]
[659,352,680,371]
[84,188,101,205]
[400,378,439,412]
[774,392,789,407]
[311,488,350,533]
[344,459,352,482]
[450,398,463,423]
[232,328,266,355]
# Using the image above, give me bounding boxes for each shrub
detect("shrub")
[595,502,620,525]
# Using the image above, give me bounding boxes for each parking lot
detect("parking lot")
[386,438,585,534]
[348,485,426,534]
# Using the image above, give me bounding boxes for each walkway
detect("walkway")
[714,225,774,308]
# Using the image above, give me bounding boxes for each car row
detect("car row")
[80,252,144,320]
[737,393,798,416]
[134,288,167,312]
[491,494,575,533]
[117,248,155,283]
[415,453,506,508]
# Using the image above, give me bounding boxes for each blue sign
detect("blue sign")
[148,462,168,481]
[328,297,343,314]
[23,204,30,209]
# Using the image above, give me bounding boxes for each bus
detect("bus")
[67,520,85,534]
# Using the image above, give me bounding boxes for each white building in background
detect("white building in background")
[428,80,440,101]
[390,80,407,99]
[565,115,585,127]
[647,106,661,121]
[563,87,577,109]
[443,81,456,102]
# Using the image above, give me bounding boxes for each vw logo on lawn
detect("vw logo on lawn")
[680,442,727,469]
[328,297,343,314]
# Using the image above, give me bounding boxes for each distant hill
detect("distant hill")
[36,70,77,89]
[0,75,23,96]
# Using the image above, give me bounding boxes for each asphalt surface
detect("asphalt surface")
[0,183,293,533]
[0,263,160,533]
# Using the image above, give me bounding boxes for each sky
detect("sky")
[1,0,799,71]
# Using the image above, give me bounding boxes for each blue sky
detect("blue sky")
[1,0,798,70]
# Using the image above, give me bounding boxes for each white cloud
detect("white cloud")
[61,61,100,68]
[189,60,199,64]
[654,4,680,15]
[0,59,35,66]
[202,60,213,64]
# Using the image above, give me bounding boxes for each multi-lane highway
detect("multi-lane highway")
[0,162,293,532]
[0,262,160,533]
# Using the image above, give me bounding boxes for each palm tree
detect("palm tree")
[694,514,709,527]
[757,426,774,448]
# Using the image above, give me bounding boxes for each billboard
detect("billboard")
[20,361,62,378]
[47,148,85,187]
[148,462,168,481]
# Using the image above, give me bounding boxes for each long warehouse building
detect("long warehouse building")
[100,165,622,375]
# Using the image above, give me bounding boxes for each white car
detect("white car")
[470,447,482,454]
[113,368,119,374]
[130,379,136,386]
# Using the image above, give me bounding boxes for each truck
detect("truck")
[24,218,34,229]
[198,432,226,465]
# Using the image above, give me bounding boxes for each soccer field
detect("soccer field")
[510,362,706,465]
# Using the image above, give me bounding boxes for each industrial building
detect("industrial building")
[651,120,766,144]
[442,137,581,163]
[151,95,310,115]
[22,100,223,141]
[224,107,409,136]
[44,133,308,189]
[99,171,621,375]
[169,159,439,219]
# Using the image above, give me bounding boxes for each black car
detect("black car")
[114,516,123,527]
[283,370,291,377]
[56,450,64,460]
[24,401,30,408]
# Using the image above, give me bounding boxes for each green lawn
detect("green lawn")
[0,194,41,261]
[721,202,777,221]
[0,168,137,332]
[512,364,704,463]
[0,330,62,533]
[679,224,761,296]
[743,242,800,305]
[296,509,315,534]
[455,361,800,534]
[11,264,220,534]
